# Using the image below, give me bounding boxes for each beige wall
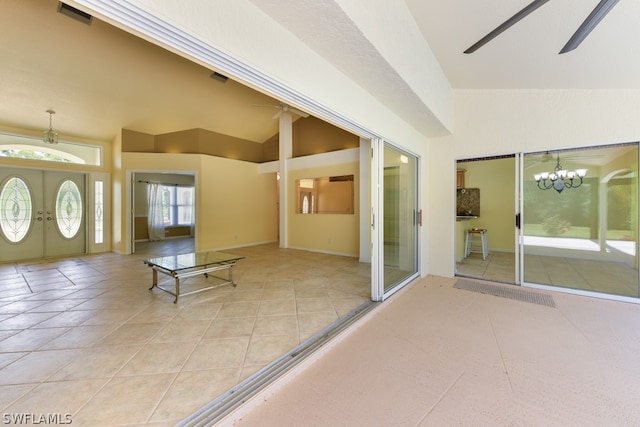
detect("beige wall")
[124,118,360,164]
[197,154,277,250]
[121,151,278,253]
[262,116,360,161]
[457,157,516,255]
[292,117,360,158]
[121,129,154,152]
[123,128,265,163]
[288,162,359,256]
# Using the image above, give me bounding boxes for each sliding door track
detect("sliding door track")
[177,300,378,426]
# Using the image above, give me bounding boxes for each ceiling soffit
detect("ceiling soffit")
[248,0,453,136]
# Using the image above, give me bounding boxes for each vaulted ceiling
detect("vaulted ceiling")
[406,0,640,89]
[0,0,284,143]
[2,0,639,144]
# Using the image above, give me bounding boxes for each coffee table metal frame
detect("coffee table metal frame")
[144,251,244,303]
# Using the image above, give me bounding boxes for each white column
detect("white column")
[278,112,293,248]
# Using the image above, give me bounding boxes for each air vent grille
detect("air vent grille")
[57,2,93,26]
[210,72,229,83]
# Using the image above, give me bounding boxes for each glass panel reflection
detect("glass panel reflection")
[383,145,418,293]
[523,144,639,297]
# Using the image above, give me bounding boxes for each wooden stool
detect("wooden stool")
[465,228,488,260]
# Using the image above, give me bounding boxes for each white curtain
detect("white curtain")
[189,187,195,237]
[147,183,165,241]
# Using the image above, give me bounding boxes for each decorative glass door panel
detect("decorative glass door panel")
[0,169,44,261]
[0,177,33,243]
[44,171,86,257]
[0,168,85,261]
[521,144,639,298]
[55,180,83,238]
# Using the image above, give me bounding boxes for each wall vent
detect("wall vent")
[57,2,93,25]
[210,72,229,83]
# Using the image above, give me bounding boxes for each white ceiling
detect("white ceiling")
[406,0,640,89]
[2,0,639,144]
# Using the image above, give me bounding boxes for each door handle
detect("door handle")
[418,209,422,227]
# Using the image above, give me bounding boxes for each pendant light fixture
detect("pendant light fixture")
[534,154,587,194]
[43,109,59,145]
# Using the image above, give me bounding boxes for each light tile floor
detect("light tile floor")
[457,251,639,297]
[457,252,517,284]
[227,275,640,426]
[0,240,370,426]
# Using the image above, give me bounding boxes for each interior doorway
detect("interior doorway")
[131,171,196,254]
[455,155,517,284]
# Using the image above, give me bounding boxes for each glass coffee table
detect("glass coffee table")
[144,251,244,303]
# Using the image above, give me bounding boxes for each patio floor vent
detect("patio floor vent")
[454,279,556,308]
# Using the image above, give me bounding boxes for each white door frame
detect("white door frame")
[515,153,522,285]
[371,137,383,301]
[518,144,640,304]
[371,138,421,301]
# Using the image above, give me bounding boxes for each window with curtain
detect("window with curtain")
[162,186,194,226]
[147,183,165,241]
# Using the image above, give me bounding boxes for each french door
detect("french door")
[372,140,420,300]
[0,168,86,262]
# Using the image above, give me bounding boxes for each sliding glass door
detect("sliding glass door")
[372,139,420,300]
[521,144,639,298]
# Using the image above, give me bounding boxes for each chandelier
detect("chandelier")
[534,155,587,194]
[43,109,59,144]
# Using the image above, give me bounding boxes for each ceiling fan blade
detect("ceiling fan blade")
[253,102,309,119]
[252,103,280,109]
[559,0,620,54]
[464,0,550,54]
[288,107,309,118]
